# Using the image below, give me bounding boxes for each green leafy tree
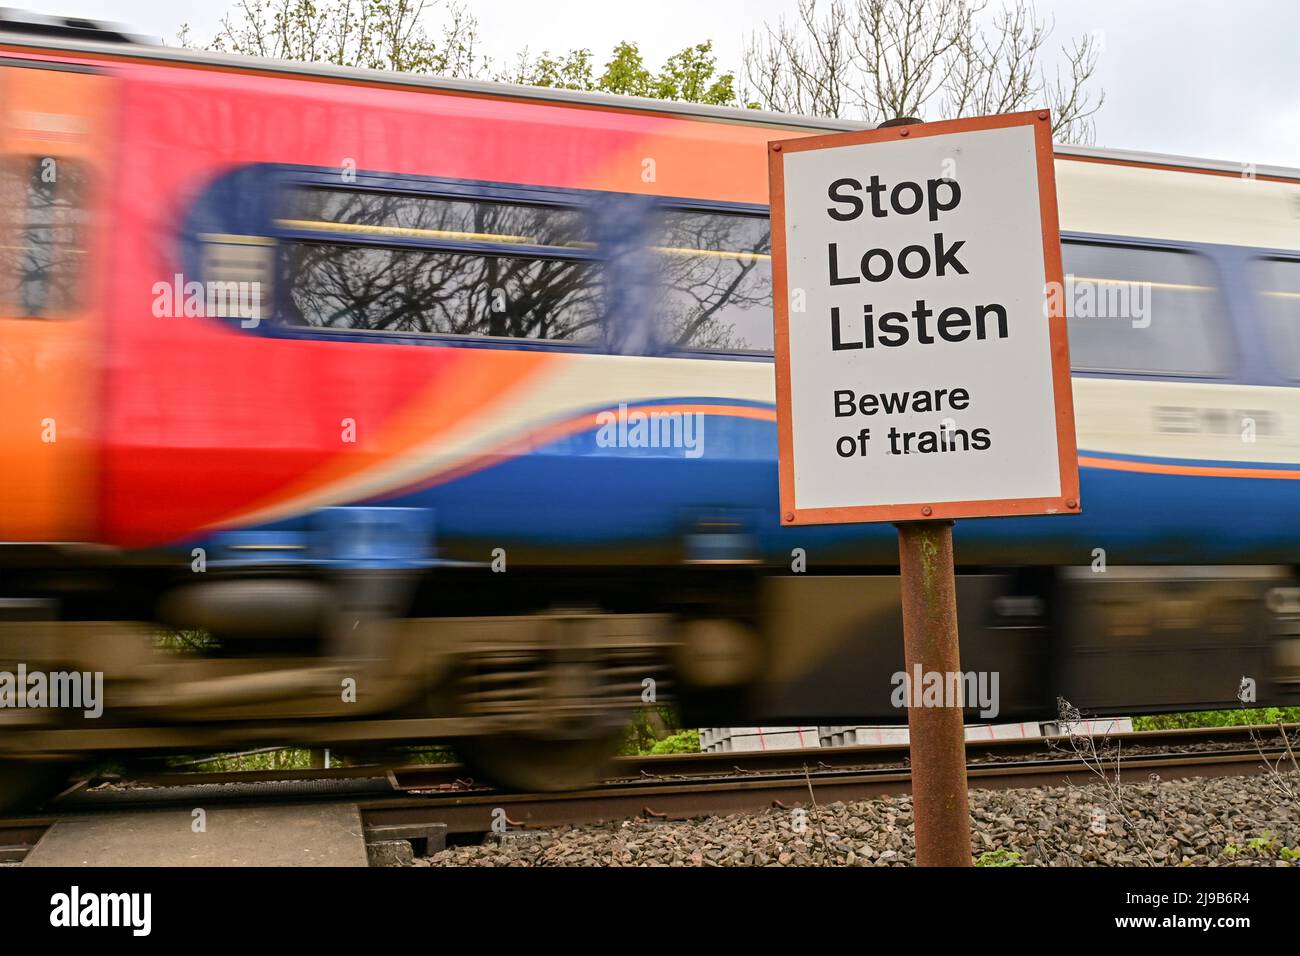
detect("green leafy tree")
[654,42,737,104]
[502,47,595,91]
[598,41,653,97]
[182,0,485,76]
[505,40,738,106]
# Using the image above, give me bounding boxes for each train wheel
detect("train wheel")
[0,760,77,815]
[458,732,622,793]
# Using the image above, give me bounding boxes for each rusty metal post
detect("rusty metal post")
[896,520,973,866]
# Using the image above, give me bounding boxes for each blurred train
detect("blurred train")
[0,14,1297,802]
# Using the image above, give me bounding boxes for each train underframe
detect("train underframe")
[1,551,1298,810]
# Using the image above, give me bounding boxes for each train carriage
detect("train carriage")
[0,16,1297,799]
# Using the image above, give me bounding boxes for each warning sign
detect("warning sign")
[768,111,1079,525]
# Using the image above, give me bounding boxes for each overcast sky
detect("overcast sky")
[17,0,1300,168]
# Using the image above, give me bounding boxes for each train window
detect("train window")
[284,188,591,252]
[280,188,602,341]
[653,210,773,352]
[1252,258,1300,379]
[284,243,603,340]
[1060,243,1230,375]
[0,155,86,317]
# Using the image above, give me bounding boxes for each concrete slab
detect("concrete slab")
[23,802,369,867]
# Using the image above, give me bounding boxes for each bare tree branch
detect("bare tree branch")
[743,0,1104,143]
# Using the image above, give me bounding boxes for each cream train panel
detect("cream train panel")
[1066,377,1299,465]
[1055,158,1300,250]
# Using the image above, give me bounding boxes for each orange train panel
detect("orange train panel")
[0,63,114,541]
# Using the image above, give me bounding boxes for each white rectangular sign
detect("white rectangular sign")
[769,111,1079,525]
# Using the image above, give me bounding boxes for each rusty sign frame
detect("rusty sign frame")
[767,110,1080,526]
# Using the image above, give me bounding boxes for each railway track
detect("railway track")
[2,724,1295,864]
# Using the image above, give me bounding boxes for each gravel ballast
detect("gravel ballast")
[415,772,1300,867]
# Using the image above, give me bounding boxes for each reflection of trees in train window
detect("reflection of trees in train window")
[282,188,602,341]
[1061,243,1231,376]
[0,156,86,317]
[286,188,590,252]
[1252,258,1300,379]
[285,244,603,341]
[653,211,772,352]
